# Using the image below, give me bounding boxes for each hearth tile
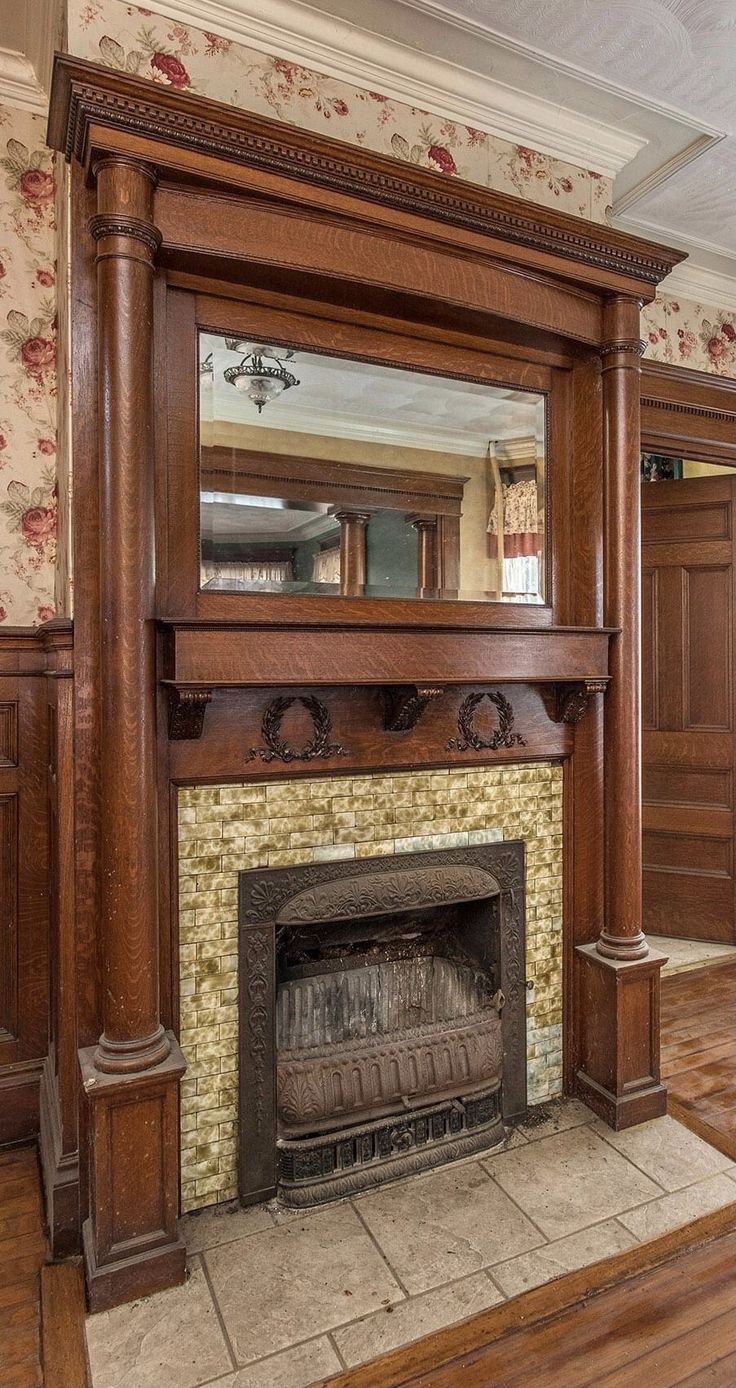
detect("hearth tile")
[588,1114,735,1191]
[204,1203,403,1364]
[483,1126,663,1239]
[617,1175,736,1241]
[354,1162,544,1295]
[516,1099,592,1143]
[199,1336,341,1388]
[488,1218,638,1297]
[181,1200,274,1253]
[85,1260,232,1388]
[331,1271,503,1367]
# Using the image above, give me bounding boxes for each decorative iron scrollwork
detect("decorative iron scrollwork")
[447,691,526,754]
[247,694,346,763]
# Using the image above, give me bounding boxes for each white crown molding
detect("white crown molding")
[142,0,646,176]
[612,134,724,218]
[0,47,47,113]
[660,263,736,316]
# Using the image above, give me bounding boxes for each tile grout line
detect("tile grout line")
[349,1199,412,1299]
[476,1162,551,1245]
[198,1250,240,1374]
[586,1122,736,1205]
[327,1331,348,1372]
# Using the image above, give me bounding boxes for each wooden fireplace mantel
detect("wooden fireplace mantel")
[41,52,685,1309]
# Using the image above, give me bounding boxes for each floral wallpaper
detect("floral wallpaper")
[642,293,736,379]
[0,102,57,626]
[68,0,612,224]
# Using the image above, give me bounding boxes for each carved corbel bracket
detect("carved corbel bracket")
[166,685,212,740]
[545,679,608,725]
[382,685,444,732]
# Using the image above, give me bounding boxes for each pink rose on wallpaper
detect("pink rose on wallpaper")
[331,99,349,116]
[36,269,54,288]
[150,52,190,88]
[20,505,56,551]
[37,438,55,455]
[0,435,6,451]
[648,332,659,345]
[707,335,726,362]
[368,91,388,102]
[428,145,457,175]
[0,607,6,622]
[21,336,55,375]
[722,322,736,342]
[0,261,5,280]
[560,177,574,193]
[20,168,54,209]
[36,604,55,622]
[274,58,297,81]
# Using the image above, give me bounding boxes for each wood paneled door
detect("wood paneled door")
[642,474,736,943]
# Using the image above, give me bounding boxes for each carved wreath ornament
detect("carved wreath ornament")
[447,691,526,754]
[247,695,346,764]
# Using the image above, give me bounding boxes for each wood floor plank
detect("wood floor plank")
[673,1352,736,1387]
[40,1264,89,1388]
[592,1308,736,1388]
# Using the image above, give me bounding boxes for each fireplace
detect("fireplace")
[239,843,526,1207]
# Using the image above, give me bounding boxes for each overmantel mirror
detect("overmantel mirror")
[198,331,548,606]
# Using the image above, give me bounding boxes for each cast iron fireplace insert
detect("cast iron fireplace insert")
[238,842,526,1207]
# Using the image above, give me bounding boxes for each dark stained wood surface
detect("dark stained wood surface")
[662,961,736,1159]
[642,475,736,944]
[320,1211,736,1388]
[0,1147,47,1388]
[40,1263,89,1388]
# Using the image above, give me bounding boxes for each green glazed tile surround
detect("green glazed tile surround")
[178,764,563,1211]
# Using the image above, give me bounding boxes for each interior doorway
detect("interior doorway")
[642,461,736,945]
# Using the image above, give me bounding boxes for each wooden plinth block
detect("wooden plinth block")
[79,1034,186,1313]
[575,942,668,1130]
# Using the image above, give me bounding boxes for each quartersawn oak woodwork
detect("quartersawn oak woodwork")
[43,52,684,1308]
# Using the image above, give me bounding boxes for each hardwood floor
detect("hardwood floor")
[661,961,736,1159]
[0,1146,88,1388]
[0,1147,47,1388]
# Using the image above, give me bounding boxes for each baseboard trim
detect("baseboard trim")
[83,1220,187,1315]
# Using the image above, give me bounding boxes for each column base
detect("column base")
[575,941,668,1131]
[80,1031,187,1313]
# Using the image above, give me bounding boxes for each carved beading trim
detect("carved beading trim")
[88,212,162,254]
[447,690,526,754]
[247,695,346,764]
[383,684,444,732]
[599,338,647,358]
[52,62,683,285]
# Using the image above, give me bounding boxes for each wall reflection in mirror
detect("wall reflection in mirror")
[199,333,547,603]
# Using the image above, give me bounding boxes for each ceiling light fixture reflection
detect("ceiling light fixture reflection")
[223,345,300,413]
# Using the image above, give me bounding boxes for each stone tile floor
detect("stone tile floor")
[650,934,736,976]
[85,1103,736,1388]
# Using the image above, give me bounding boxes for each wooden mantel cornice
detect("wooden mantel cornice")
[46,54,685,297]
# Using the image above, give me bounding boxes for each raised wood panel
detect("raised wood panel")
[642,803,731,838]
[642,503,730,544]
[643,831,731,876]
[642,870,734,942]
[685,567,732,731]
[643,765,731,809]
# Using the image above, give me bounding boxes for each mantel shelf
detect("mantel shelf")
[160,621,613,694]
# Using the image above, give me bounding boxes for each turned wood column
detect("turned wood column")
[335,509,370,596]
[598,296,648,961]
[410,515,439,591]
[90,158,169,1073]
